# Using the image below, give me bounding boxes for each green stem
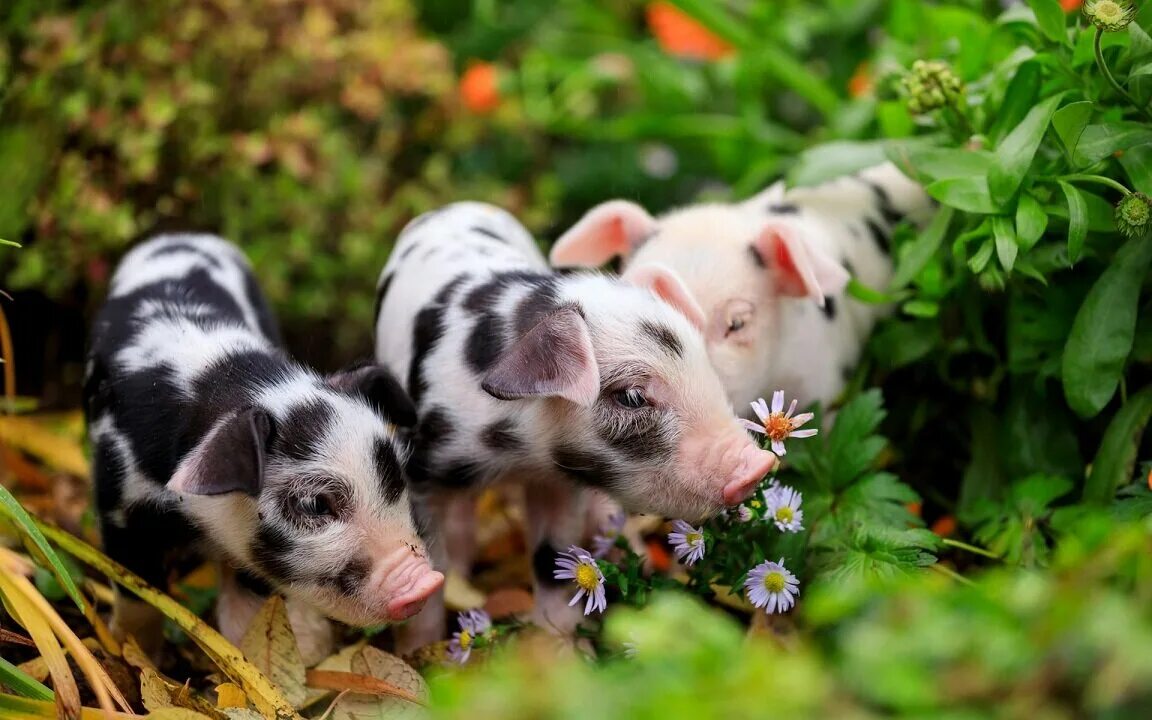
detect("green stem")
[941,537,1002,561]
[1094,27,1152,123]
[930,563,975,586]
[1056,173,1133,195]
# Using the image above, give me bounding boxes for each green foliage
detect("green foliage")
[433,516,1152,718]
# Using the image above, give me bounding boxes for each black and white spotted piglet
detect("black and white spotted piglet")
[85,234,443,663]
[375,202,777,650]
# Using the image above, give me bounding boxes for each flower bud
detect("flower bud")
[901,59,965,115]
[1115,192,1152,239]
[1083,0,1136,32]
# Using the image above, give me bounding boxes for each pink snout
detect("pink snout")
[374,557,444,622]
[721,442,778,506]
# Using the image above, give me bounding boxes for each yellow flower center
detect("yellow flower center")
[686,531,703,547]
[1095,0,1122,21]
[765,413,793,442]
[751,499,762,508]
[575,563,599,591]
[458,629,473,650]
[775,507,794,524]
[763,571,786,593]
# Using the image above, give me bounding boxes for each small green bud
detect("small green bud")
[1116,192,1152,239]
[1084,0,1137,32]
[901,58,965,116]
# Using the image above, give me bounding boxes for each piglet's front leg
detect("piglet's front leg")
[525,477,592,637]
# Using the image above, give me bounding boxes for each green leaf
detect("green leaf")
[0,238,21,248]
[988,93,1064,204]
[1057,180,1089,263]
[1012,474,1073,515]
[825,389,887,489]
[1084,385,1152,505]
[788,141,891,187]
[1051,100,1093,160]
[0,484,86,613]
[1063,236,1152,418]
[926,176,1000,214]
[0,656,54,702]
[968,238,995,273]
[1119,144,1152,194]
[847,278,906,305]
[887,146,994,184]
[890,206,954,290]
[1072,123,1152,167]
[1129,22,1152,62]
[1014,193,1049,251]
[993,215,1018,271]
[1025,0,1067,44]
[901,299,938,318]
[988,61,1042,144]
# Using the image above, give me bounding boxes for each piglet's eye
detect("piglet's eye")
[612,388,648,409]
[291,493,337,519]
[722,300,755,338]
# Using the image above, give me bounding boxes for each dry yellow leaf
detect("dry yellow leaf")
[443,571,485,611]
[710,583,754,613]
[240,595,307,708]
[0,414,89,478]
[215,682,248,709]
[140,667,228,719]
[144,710,218,720]
[321,646,429,720]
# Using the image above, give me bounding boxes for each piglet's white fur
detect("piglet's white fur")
[550,162,935,414]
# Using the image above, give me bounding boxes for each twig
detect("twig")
[941,537,1002,561]
[316,690,352,720]
[930,563,975,586]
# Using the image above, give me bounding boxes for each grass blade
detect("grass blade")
[35,520,303,720]
[0,693,136,720]
[0,483,87,613]
[0,656,54,702]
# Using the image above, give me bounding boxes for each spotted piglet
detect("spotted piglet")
[550,162,936,415]
[85,234,443,664]
[375,202,777,650]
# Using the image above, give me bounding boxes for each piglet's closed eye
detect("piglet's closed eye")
[751,223,851,307]
[481,306,600,407]
[168,407,275,496]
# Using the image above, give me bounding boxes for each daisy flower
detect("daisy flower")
[765,484,804,533]
[553,545,607,615]
[592,511,626,558]
[446,609,492,664]
[667,519,706,566]
[741,390,818,455]
[745,558,800,614]
[733,504,753,523]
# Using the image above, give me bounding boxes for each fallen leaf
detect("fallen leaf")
[442,572,485,611]
[321,646,428,720]
[0,414,89,478]
[239,596,307,708]
[710,584,753,613]
[305,669,425,705]
[216,682,247,709]
[140,667,227,719]
[483,587,533,619]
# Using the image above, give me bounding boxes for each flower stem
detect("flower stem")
[1059,173,1133,196]
[941,537,1002,561]
[1094,27,1152,123]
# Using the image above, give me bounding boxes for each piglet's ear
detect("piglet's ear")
[621,262,707,333]
[549,200,658,268]
[168,407,274,497]
[751,223,850,307]
[482,307,600,407]
[327,364,417,428]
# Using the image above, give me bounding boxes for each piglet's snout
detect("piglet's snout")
[368,551,444,622]
[721,441,778,506]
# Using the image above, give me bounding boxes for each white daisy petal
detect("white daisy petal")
[771,390,784,414]
[740,418,767,434]
[789,429,819,439]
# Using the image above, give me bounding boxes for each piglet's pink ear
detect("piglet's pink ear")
[482,307,600,407]
[751,223,850,307]
[549,200,658,268]
[621,263,707,333]
[168,407,274,497]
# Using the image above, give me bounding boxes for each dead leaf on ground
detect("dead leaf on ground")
[443,571,485,611]
[483,587,533,619]
[0,413,89,479]
[321,646,428,720]
[239,595,307,708]
[140,666,227,718]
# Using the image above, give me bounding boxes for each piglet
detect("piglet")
[374,202,776,650]
[550,162,935,414]
[84,233,443,664]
